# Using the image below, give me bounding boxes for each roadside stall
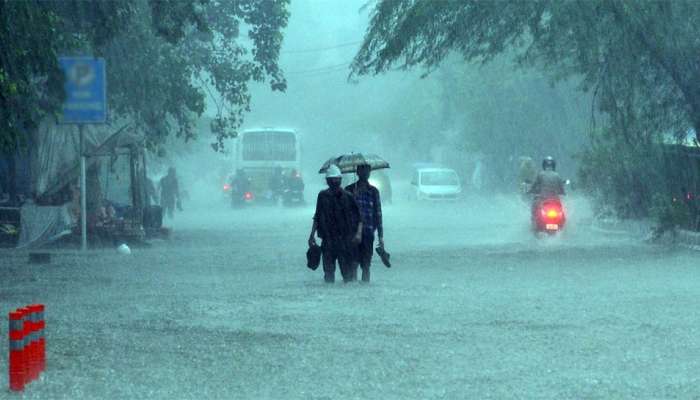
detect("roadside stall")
[13,121,162,249]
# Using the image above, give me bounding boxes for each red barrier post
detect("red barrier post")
[26,307,34,382]
[8,310,25,392]
[35,304,45,374]
[19,307,32,385]
[27,305,42,381]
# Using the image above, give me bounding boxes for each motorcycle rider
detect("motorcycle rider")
[528,156,565,215]
[268,166,285,203]
[518,156,538,197]
[282,169,305,205]
[230,168,251,206]
[285,169,304,192]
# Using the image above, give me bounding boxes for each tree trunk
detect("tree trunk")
[7,153,16,204]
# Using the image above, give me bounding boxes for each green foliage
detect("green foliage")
[650,194,692,238]
[649,193,691,237]
[436,54,588,181]
[577,128,667,218]
[0,0,289,154]
[578,125,700,231]
[354,0,700,225]
[353,0,700,141]
[0,1,67,153]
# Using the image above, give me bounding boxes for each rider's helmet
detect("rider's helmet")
[542,156,556,171]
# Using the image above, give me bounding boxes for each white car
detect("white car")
[411,167,462,200]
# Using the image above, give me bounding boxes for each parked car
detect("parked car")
[410,167,462,200]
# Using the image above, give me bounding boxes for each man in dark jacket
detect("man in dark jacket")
[159,167,181,219]
[346,163,384,283]
[308,165,363,283]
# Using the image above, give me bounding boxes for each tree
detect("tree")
[435,54,589,188]
[105,0,288,151]
[0,1,130,153]
[0,0,289,154]
[351,0,700,142]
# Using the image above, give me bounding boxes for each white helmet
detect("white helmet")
[325,164,342,179]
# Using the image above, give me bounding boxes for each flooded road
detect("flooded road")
[1,195,698,399]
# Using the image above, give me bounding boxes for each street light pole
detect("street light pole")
[79,124,87,251]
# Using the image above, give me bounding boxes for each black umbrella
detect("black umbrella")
[318,153,390,174]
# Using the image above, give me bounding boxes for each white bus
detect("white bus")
[236,128,300,170]
[230,128,301,201]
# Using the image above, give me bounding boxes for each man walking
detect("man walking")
[308,165,363,283]
[159,167,181,219]
[346,164,384,283]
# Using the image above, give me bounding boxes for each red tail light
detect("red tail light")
[544,209,560,219]
[244,192,254,200]
[223,183,231,191]
[539,202,564,223]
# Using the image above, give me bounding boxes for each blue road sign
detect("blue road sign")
[59,57,107,124]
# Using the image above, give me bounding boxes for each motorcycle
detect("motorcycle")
[231,187,255,208]
[282,188,304,206]
[532,197,566,235]
[282,175,305,207]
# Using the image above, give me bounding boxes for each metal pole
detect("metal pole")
[79,125,87,251]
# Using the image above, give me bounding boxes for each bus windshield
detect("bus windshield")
[242,131,296,161]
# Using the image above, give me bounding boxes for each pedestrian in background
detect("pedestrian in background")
[159,167,181,219]
[308,165,363,283]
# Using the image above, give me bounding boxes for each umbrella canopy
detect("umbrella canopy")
[318,153,390,174]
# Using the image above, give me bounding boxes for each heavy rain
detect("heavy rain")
[1,1,700,399]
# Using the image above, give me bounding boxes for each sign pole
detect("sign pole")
[58,56,107,251]
[79,125,87,251]
[58,56,106,251]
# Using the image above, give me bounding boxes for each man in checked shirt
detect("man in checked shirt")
[345,163,385,283]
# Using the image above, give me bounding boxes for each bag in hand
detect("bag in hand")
[306,244,322,270]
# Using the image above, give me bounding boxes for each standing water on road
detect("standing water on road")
[3,0,700,398]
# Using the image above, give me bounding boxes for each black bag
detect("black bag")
[306,244,322,270]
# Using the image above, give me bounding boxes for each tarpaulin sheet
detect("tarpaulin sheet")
[31,119,103,199]
[17,119,141,248]
[17,201,74,249]
[31,119,138,200]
